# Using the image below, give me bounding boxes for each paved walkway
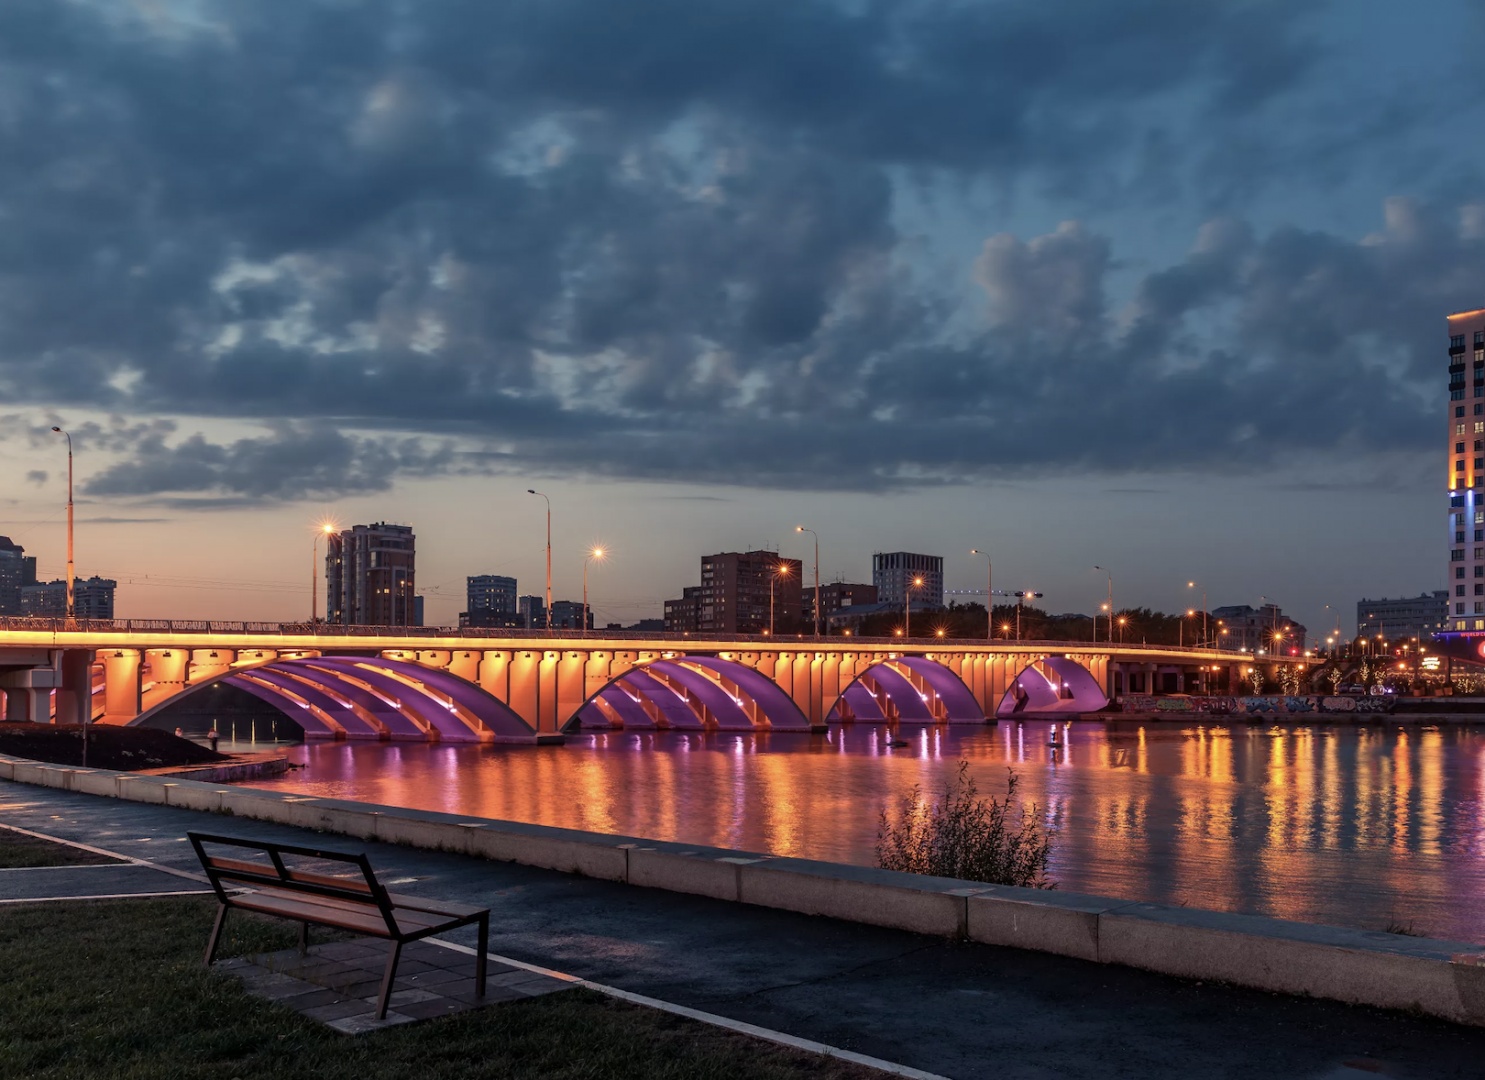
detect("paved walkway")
[2,780,1483,1079]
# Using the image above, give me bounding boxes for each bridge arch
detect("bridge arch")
[995,657,1108,718]
[128,655,540,743]
[827,657,985,724]
[573,656,811,732]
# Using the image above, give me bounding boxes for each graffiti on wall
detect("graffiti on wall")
[1120,694,1395,715]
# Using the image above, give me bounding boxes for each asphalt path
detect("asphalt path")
[1,780,1480,1079]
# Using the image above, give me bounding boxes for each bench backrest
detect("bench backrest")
[187,831,398,935]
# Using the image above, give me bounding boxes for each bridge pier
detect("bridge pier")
[56,649,93,727]
[102,649,143,722]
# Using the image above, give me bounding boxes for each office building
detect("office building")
[518,594,547,630]
[663,587,702,633]
[806,582,878,625]
[664,551,802,635]
[0,536,37,615]
[462,574,521,628]
[1356,591,1447,643]
[326,522,416,627]
[1447,307,1485,632]
[20,576,116,620]
[872,552,944,609]
[1210,603,1306,655]
[549,600,592,630]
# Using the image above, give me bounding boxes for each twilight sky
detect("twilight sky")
[2,0,1484,633]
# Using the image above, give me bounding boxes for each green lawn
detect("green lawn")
[0,896,885,1079]
[0,827,121,868]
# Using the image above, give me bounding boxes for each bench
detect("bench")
[189,831,489,1019]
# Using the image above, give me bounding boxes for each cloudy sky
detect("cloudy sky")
[2,0,1482,633]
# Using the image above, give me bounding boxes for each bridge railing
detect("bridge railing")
[0,616,1288,656]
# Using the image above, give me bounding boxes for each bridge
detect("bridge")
[0,620,1292,742]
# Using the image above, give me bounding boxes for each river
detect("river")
[241,719,1485,942]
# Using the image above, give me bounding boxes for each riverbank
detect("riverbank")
[3,751,1483,1031]
[0,722,225,770]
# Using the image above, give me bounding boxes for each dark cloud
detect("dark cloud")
[0,0,1476,502]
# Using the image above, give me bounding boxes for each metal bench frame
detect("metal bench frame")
[189,831,489,1019]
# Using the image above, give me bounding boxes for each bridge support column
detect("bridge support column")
[103,649,143,722]
[2,686,51,722]
[56,649,93,727]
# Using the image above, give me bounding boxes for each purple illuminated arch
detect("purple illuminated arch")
[828,657,984,724]
[575,657,810,732]
[128,655,539,743]
[995,657,1108,717]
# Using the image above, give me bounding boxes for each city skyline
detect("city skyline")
[2,2,1482,632]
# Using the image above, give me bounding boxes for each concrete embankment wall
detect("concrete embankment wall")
[3,753,1483,1027]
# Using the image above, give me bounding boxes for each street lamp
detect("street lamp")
[1013,590,1043,641]
[905,576,924,638]
[1117,615,1128,644]
[583,547,606,636]
[50,427,74,625]
[795,526,820,637]
[527,489,552,633]
[312,522,336,624]
[1180,609,1195,648]
[970,548,992,641]
[1093,566,1113,643]
[769,563,792,637]
[1187,581,1206,646]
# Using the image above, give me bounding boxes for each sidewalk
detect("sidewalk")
[2,779,1482,1080]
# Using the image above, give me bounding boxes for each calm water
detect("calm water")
[244,721,1485,943]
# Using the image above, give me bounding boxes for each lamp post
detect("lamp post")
[527,489,552,633]
[1118,615,1128,644]
[905,575,924,638]
[795,526,820,637]
[769,562,792,637]
[970,549,992,641]
[582,547,605,636]
[1013,590,1043,641]
[50,427,74,625]
[1187,581,1206,645]
[312,523,335,624]
[1093,566,1112,644]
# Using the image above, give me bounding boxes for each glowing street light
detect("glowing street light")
[1187,581,1207,646]
[1118,615,1128,644]
[795,526,820,637]
[1093,566,1113,643]
[583,547,606,636]
[905,575,924,638]
[769,562,792,637]
[312,522,336,624]
[527,489,552,633]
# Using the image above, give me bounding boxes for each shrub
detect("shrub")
[876,762,1053,889]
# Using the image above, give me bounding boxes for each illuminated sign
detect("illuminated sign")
[1422,656,1441,671]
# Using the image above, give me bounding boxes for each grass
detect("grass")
[0,896,886,1080]
[0,826,122,868]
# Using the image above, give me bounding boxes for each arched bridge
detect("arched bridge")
[0,625,1293,742]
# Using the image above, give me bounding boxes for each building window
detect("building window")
[1454,335,1467,348]
[1458,602,1467,613]
[1459,406,1468,417]
[1477,331,1484,345]
[1459,460,1467,473]
[1454,390,1467,400]
[1459,585,1467,596]
[1461,424,1469,435]
[1458,442,1466,453]
[1458,531,1467,542]
[1458,567,1467,578]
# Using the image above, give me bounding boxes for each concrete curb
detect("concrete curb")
[3,752,1483,1027]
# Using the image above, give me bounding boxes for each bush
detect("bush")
[876,762,1053,889]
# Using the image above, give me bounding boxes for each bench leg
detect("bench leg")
[298,922,308,956]
[204,903,229,967]
[475,914,488,999]
[376,941,403,1021]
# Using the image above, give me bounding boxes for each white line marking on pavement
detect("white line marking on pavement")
[0,821,210,884]
[431,938,953,1080]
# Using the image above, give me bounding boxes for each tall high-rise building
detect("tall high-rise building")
[662,552,802,634]
[0,536,37,615]
[462,574,520,628]
[872,552,944,609]
[325,522,416,627]
[517,594,547,630]
[1447,307,1485,633]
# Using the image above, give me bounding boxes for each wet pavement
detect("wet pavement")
[2,779,1483,1079]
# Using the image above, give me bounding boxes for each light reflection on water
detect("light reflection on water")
[244,721,1485,942]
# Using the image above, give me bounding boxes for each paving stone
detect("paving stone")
[327,1011,416,1035]
[302,1000,375,1022]
[394,999,468,1021]
[386,988,440,1006]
